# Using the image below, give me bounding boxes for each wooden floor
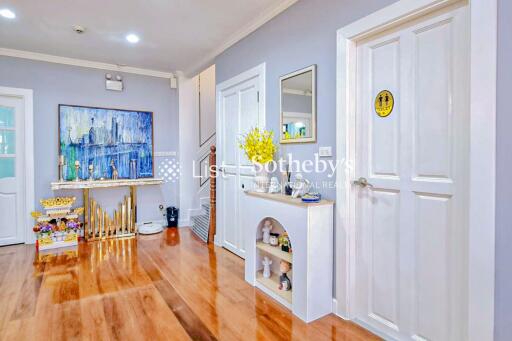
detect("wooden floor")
[0,228,379,341]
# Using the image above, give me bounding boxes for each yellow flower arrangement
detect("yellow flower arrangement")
[239,128,277,164]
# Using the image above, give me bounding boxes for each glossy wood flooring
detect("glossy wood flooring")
[0,228,380,341]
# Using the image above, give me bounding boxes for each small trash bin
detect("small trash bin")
[166,207,179,227]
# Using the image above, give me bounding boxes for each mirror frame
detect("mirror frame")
[279,64,317,144]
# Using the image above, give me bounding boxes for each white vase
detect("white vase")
[262,256,272,278]
[253,163,270,193]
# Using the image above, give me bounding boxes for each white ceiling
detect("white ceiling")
[0,0,295,75]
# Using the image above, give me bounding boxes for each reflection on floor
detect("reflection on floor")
[0,228,380,340]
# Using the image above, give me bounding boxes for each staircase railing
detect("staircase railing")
[208,145,216,243]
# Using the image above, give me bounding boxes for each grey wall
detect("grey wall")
[0,56,178,223]
[215,0,396,200]
[495,0,511,339]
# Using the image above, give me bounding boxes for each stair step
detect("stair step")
[191,210,210,243]
[194,215,209,224]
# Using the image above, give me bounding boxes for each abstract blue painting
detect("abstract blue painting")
[59,105,153,180]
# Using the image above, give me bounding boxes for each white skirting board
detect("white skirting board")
[178,219,191,227]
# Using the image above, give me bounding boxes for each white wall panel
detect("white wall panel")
[413,193,451,341]
[369,189,401,330]
[413,20,453,180]
[370,39,400,178]
[222,92,238,167]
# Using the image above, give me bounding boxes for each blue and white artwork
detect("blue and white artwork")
[59,105,153,180]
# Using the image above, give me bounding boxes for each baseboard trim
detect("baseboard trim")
[178,219,191,227]
[351,319,397,341]
[331,298,394,340]
[214,235,222,247]
[332,298,350,320]
[189,208,204,217]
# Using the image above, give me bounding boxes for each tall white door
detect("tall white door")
[218,71,264,258]
[353,4,469,340]
[0,95,26,245]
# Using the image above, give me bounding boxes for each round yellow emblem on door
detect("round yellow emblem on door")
[375,90,394,117]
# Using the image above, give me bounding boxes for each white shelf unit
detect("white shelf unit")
[242,192,334,323]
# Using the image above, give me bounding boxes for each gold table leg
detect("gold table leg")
[82,185,139,241]
[130,186,137,234]
[83,188,89,241]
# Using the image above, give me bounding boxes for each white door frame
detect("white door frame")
[215,63,266,246]
[334,0,497,340]
[0,86,35,245]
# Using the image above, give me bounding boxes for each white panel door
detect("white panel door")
[218,74,262,258]
[354,5,469,340]
[0,96,25,246]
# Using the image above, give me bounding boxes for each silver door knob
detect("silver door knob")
[353,177,374,188]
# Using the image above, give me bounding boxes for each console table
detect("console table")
[51,178,163,240]
[242,191,334,323]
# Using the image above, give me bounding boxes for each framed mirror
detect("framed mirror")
[280,65,316,144]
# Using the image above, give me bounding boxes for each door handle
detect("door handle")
[353,177,374,188]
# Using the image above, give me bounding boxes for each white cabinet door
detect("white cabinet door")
[0,96,25,245]
[354,5,469,340]
[218,71,263,258]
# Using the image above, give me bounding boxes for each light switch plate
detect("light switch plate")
[319,146,332,157]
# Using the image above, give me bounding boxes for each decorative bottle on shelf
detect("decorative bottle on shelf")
[88,164,94,181]
[129,159,137,179]
[58,155,65,182]
[110,160,119,180]
[279,260,292,291]
[74,160,81,182]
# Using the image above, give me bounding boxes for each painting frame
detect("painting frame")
[58,104,155,180]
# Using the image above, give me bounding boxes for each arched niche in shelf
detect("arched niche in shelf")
[255,217,294,302]
[241,191,334,322]
[256,217,287,242]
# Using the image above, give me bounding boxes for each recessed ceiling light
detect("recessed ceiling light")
[0,9,16,19]
[126,34,140,44]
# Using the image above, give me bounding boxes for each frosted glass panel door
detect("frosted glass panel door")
[0,97,25,245]
[0,106,16,178]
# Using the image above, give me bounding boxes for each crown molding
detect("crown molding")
[0,47,175,79]
[185,0,298,75]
